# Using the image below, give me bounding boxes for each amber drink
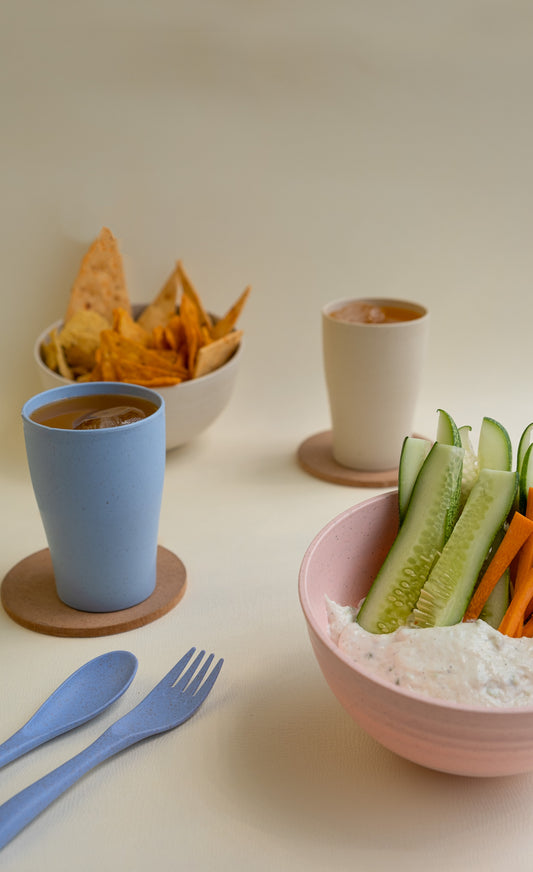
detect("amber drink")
[322,297,429,471]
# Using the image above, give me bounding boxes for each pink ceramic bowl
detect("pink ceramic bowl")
[298,490,533,777]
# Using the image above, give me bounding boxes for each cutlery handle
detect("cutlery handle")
[0,729,134,850]
[0,730,42,769]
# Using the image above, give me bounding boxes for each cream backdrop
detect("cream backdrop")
[2,3,533,871]
[3,1,533,460]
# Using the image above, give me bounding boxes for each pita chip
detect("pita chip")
[211,286,251,340]
[193,329,243,378]
[64,227,131,324]
[137,266,179,332]
[177,260,213,332]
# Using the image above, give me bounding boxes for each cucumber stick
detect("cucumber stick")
[437,409,461,447]
[477,417,512,472]
[479,571,510,629]
[409,468,517,629]
[517,422,533,477]
[458,425,479,509]
[398,436,431,523]
[357,442,464,634]
[519,442,533,514]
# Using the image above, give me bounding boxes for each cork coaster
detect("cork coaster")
[297,429,415,488]
[1,545,186,638]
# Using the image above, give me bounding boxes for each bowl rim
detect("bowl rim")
[33,311,243,392]
[298,491,533,715]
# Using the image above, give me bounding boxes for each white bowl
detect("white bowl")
[33,311,243,451]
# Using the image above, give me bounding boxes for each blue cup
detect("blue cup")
[22,382,166,612]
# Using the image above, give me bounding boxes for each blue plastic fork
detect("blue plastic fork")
[0,647,223,850]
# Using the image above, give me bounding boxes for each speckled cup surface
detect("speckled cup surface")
[22,382,166,612]
[299,490,533,777]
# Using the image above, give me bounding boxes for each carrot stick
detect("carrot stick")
[513,488,533,596]
[463,512,533,622]
[502,488,533,630]
[499,567,533,636]
[522,615,533,637]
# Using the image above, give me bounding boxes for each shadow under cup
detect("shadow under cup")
[22,382,166,613]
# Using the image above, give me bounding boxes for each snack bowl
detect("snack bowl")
[298,490,533,777]
[33,307,243,452]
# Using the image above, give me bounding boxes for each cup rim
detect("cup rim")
[22,381,165,432]
[322,297,429,324]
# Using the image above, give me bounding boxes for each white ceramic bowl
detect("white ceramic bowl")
[299,490,533,777]
[33,309,243,451]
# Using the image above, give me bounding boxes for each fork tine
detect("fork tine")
[158,647,197,687]
[192,657,224,702]
[174,650,206,691]
[186,653,214,694]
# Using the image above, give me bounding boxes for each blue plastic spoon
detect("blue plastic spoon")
[0,651,138,768]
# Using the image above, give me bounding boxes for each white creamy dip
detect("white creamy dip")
[326,597,533,707]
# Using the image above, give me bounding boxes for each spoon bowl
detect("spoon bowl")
[0,650,138,768]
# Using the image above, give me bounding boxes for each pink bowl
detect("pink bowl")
[298,490,533,777]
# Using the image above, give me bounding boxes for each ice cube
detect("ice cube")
[73,405,147,430]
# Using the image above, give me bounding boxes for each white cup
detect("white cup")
[322,297,429,472]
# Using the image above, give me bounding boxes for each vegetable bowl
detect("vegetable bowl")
[298,490,533,777]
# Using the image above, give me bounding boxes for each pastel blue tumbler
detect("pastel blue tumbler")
[22,382,166,612]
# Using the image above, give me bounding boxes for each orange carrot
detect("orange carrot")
[513,487,533,596]
[499,488,533,634]
[522,615,533,637]
[463,512,533,622]
[499,567,533,636]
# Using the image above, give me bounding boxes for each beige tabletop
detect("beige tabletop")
[2,2,533,870]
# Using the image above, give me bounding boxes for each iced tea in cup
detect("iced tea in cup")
[322,298,429,472]
[22,382,165,612]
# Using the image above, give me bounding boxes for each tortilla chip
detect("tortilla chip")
[41,336,58,372]
[113,307,150,346]
[163,323,179,351]
[64,227,130,324]
[59,309,110,372]
[113,360,183,384]
[137,267,178,332]
[177,260,213,332]
[92,341,117,381]
[211,286,250,340]
[92,330,189,381]
[119,374,183,387]
[193,330,242,378]
[160,315,185,352]
[48,327,73,379]
[179,293,205,375]
[48,241,249,388]
[149,325,166,350]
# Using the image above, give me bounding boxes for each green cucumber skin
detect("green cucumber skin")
[519,442,533,514]
[357,443,464,634]
[517,422,533,476]
[458,425,479,510]
[409,468,517,629]
[477,417,512,472]
[436,409,461,447]
[398,436,431,524]
[480,570,510,629]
